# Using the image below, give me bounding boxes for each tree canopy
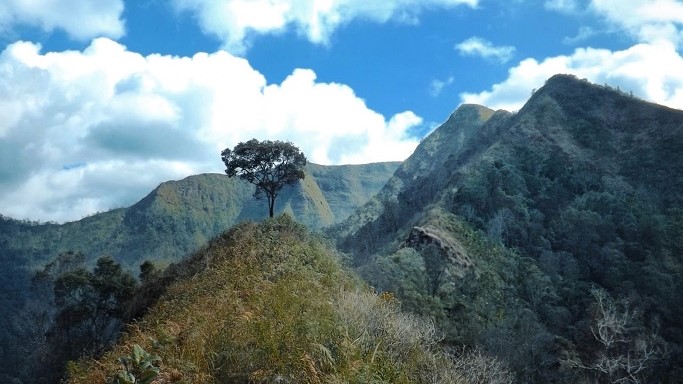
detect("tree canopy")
[221,139,307,217]
[23,252,137,383]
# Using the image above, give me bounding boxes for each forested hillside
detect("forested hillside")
[334,74,683,383]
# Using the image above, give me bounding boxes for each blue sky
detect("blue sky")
[1,0,683,222]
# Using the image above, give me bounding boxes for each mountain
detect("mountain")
[333,103,507,243]
[0,162,399,383]
[5,74,683,383]
[0,162,399,266]
[333,74,683,382]
[307,162,404,222]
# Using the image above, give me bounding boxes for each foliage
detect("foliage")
[112,344,161,384]
[357,210,521,345]
[28,253,137,383]
[334,75,683,382]
[222,139,307,217]
[0,165,398,382]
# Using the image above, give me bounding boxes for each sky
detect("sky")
[1,0,683,223]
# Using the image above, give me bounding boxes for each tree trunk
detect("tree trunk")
[268,195,275,218]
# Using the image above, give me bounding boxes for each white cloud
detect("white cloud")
[563,26,597,44]
[590,0,683,46]
[460,41,683,112]
[544,0,580,13]
[430,76,455,97]
[339,111,424,164]
[172,0,479,53]
[0,39,423,222]
[0,0,124,40]
[461,0,683,112]
[455,37,516,63]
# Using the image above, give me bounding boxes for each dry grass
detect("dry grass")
[66,216,502,384]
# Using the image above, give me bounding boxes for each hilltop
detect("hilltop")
[65,216,510,383]
[0,162,400,383]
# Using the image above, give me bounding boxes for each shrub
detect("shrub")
[111,344,161,384]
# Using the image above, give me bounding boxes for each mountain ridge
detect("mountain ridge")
[333,103,508,242]
[1,162,401,265]
[334,73,683,382]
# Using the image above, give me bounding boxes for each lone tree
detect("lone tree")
[221,139,307,217]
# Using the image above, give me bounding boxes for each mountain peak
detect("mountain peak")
[530,73,654,112]
[451,103,497,123]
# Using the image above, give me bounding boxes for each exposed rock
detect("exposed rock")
[404,226,473,275]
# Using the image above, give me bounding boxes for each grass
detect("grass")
[66,215,473,383]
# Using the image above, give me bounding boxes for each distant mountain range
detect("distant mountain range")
[0,162,399,266]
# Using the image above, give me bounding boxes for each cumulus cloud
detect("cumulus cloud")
[0,39,423,222]
[172,0,478,53]
[455,37,516,63]
[460,41,683,112]
[0,0,124,40]
[590,0,683,46]
[460,0,683,112]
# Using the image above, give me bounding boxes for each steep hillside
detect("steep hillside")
[334,104,509,242]
[307,162,402,221]
[65,216,510,383]
[334,74,683,383]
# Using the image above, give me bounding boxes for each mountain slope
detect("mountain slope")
[334,74,683,382]
[0,162,399,383]
[66,216,507,383]
[308,162,402,222]
[334,104,510,243]
[0,162,400,268]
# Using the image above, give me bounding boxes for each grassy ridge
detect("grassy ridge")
[0,163,401,383]
[67,216,506,383]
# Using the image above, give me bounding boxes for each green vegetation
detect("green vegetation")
[356,210,518,344]
[66,216,509,383]
[9,252,138,383]
[112,344,161,384]
[0,163,399,383]
[222,139,307,217]
[335,74,683,382]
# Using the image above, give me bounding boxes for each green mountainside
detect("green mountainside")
[334,74,683,382]
[334,103,505,242]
